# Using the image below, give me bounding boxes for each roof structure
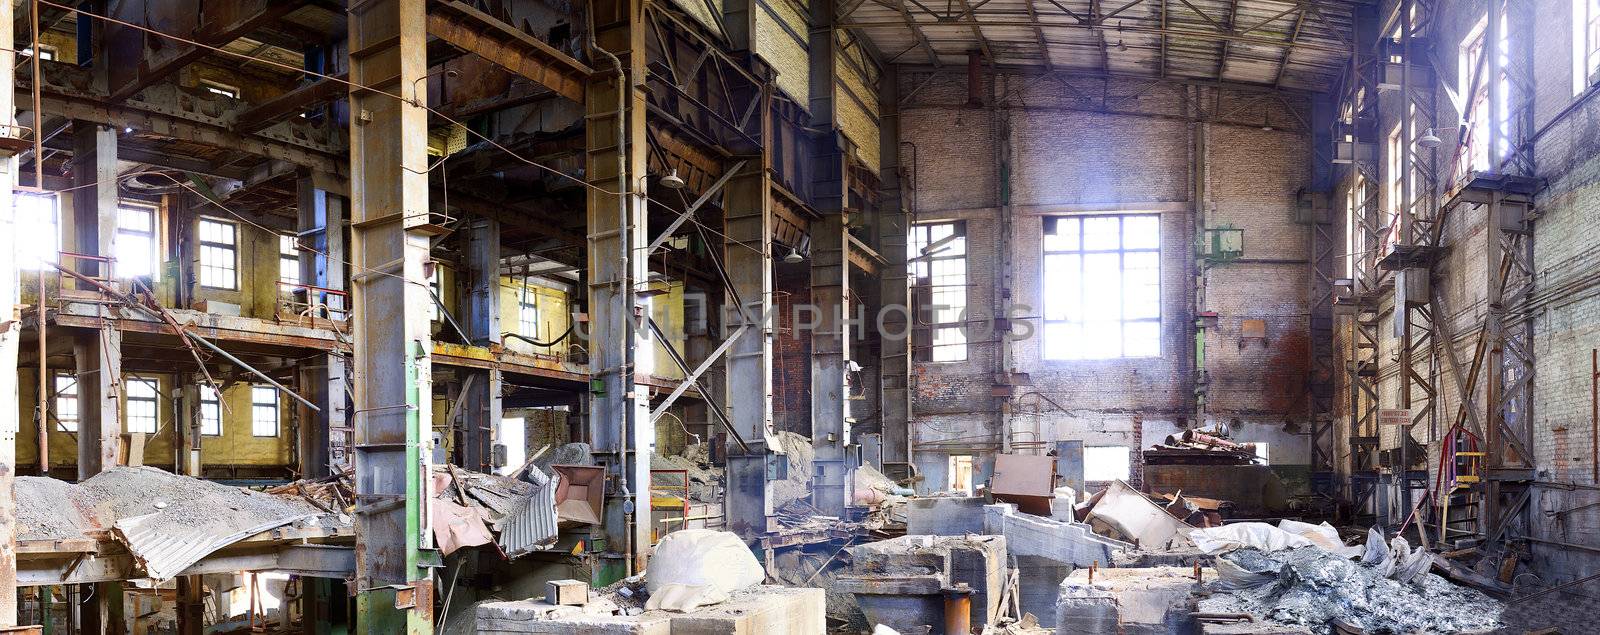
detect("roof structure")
[839,0,1365,91]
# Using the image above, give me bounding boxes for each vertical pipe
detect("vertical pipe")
[942,586,972,635]
[32,0,47,475]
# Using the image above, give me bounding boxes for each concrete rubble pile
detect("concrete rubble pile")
[650,443,724,504]
[1191,524,1504,634]
[476,529,825,634]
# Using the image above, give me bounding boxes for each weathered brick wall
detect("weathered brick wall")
[899,71,1316,492]
[1525,0,1600,582]
[1329,0,1600,583]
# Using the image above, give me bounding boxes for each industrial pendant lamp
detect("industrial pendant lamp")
[661,169,685,189]
[783,247,804,264]
[1417,128,1442,149]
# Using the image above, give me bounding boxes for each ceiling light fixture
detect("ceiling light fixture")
[783,247,804,264]
[660,169,685,189]
[1417,128,1441,148]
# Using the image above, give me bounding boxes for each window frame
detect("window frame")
[200,80,241,100]
[947,454,975,495]
[908,221,969,363]
[518,282,541,339]
[1041,214,1163,361]
[250,386,280,438]
[15,192,61,270]
[200,384,223,436]
[54,373,79,433]
[124,376,160,434]
[1457,14,1507,177]
[116,201,160,280]
[279,234,301,285]
[197,217,240,290]
[1576,0,1600,95]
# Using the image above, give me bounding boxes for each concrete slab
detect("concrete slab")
[905,496,988,535]
[1056,566,1208,635]
[476,599,672,635]
[669,586,825,635]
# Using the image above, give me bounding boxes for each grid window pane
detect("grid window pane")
[251,386,279,437]
[16,194,60,269]
[117,205,158,279]
[200,385,222,436]
[909,222,968,362]
[198,220,238,289]
[1043,215,1161,360]
[280,235,301,285]
[125,378,159,434]
[54,374,79,432]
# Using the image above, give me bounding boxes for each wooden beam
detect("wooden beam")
[425,0,592,103]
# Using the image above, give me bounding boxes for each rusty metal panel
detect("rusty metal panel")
[990,453,1056,516]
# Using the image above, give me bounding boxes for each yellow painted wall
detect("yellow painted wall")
[189,214,295,319]
[14,371,293,470]
[499,277,572,357]
[647,280,687,380]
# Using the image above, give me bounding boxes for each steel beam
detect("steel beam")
[586,0,653,582]
[426,0,592,103]
[877,65,913,480]
[723,89,776,538]
[298,177,350,477]
[460,216,502,473]
[108,0,309,100]
[809,0,851,517]
[347,0,435,631]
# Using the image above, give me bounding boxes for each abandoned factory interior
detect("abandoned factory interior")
[4,0,1600,632]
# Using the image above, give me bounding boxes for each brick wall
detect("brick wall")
[898,71,1316,493]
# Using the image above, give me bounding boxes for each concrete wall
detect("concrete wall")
[897,71,1316,494]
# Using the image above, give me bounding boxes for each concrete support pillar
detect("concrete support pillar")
[347,0,434,631]
[876,66,914,480]
[723,107,776,538]
[586,0,652,581]
[297,176,349,477]
[0,0,19,621]
[72,120,122,480]
[460,217,501,472]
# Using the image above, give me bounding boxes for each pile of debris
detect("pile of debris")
[475,530,825,634]
[1193,524,1504,634]
[17,467,348,584]
[1145,429,1261,464]
[651,443,723,504]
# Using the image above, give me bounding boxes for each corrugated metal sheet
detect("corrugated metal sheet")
[116,510,316,584]
[499,466,561,558]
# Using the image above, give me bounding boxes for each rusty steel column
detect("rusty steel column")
[347,0,435,631]
[585,0,652,582]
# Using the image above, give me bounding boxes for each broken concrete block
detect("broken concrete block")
[545,579,589,606]
[475,599,671,634]
[1057,566,1206,635]
[837,534,1007,634]
[669,586,825,635]
[982,503,1130,628]
[905,496,988,535]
